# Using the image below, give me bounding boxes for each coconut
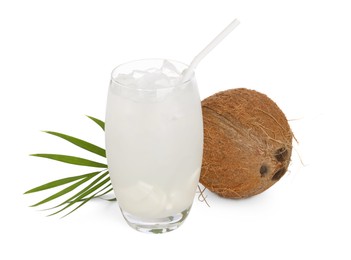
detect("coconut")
[200,88,293,198]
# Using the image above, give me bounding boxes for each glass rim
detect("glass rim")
[110,58,195,91]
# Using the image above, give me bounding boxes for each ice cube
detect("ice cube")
[118,181,153,203]
[132,70,147,79]
[155,78,170,88]
[118,182,168,218]
[136,71,167,88]
[146,67,159,73]
[168,76,181,86]
[115,61,182,90]
[161,59,180,77]
[114,73,135,86]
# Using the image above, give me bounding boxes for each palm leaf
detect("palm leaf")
[93,187,114,199]
[43,131,106,157]
[24,172,99,194]
[26,116,114,217]
[55,186,115,204]
[30,154,107,168]
[64,174,110,205]
[30,173,98,207]
[48,174,110,216]
[86,115,105,131]
[61,183,112,218]
[64,187,114,203]
[45,171,110,211]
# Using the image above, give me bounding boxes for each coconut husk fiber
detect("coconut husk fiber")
[200,88,293,198]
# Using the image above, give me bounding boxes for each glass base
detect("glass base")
[121,206,191,234]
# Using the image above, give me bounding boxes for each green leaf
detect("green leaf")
[86,115,105,131]
[94,187,114,199]
[30,173,98,207]
[61,183,112,218]
[45,171,109,211]
[30,154,107,168]
[24,172,99,194]
[43,131,106,157]
[53,186,114,204]
[58,187,114,203]
[65,175,110,206]
[27,115,112,217]
[90,185,115,201]
[48,173,110,216]
[61,194,93,218]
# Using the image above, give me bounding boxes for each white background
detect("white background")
[1,0,351,259]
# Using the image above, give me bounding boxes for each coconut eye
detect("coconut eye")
[260,165,268,177]
[275,147,288,162]
[272,168,286,181]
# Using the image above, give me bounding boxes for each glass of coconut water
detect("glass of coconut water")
[105,59,203,233]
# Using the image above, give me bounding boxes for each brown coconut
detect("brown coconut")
[200,88,293,198]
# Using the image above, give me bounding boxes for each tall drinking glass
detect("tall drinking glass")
[105,59,203,233]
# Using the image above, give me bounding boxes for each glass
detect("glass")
[105,59,203,233]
